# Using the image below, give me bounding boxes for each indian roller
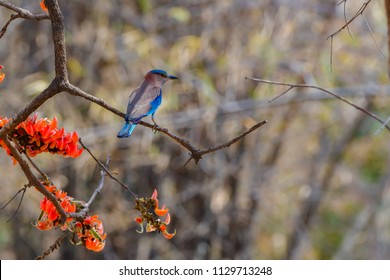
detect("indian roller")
[117,69,178,138]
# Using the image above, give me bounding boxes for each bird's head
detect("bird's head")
[144,69,178,86]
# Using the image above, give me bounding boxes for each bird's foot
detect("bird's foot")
[151,116,158,134]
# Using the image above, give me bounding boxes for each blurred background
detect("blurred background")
[1,0,390,259]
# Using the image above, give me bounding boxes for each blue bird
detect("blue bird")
[117,69,178,138]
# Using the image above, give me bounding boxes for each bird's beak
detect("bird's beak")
[168,75,178,80]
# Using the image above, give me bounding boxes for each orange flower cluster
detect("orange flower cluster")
[0,114,83,161]
[35,183,106,252]
[75,215,106,252]
[40,0,48,12]
[35,184,76,231]
[0,65,5,83]
[134,189,176,240]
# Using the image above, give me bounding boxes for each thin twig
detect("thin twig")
[79,138,138,199]
[327,0,372,40]
[0,184,29,210]
[185,120,268,164]
[269,86,293,103]
[327,1,373,70]
[246,77,390,132]
[361,13,387,58]
[0,1,49,21]
[6,185,27,222]
[338,0,353,38]
[86,156,111,207]
[24,152,48,180]
[0,13,19,39]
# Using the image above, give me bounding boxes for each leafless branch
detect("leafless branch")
[327,1,373,71]
[338,0,353,38]
[5,185,27,222]
[0,1,49,39]
[184,120,268,165]
[361,13,386,58]
[86,156,111,207]
[79,138,138,199]
[0,1,49,21]
[0,13,19,39]
[1,184,28,211]
[327,0,372,40]
[245,77,390,132]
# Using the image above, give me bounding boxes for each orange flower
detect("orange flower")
[0,65,5,83]
[151,189,169,216]
[34,183,106,253]
[0,114,83,162]
[35,184,76,231]
[75,215,106,252]
[134,189,176,240]
[40,1,48,12]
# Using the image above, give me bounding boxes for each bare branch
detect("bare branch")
[269,86,294,103]
[327,0,372,40]
[0,13,19,39]
[1,184,28,210]
[44,0,68,80]
[327,1,373,71]
[6,185,27,222]
[338,0,353,38]
[79,138,138,199]
[86,156,111,207]
[361,13,387,58]
[0,1,49,21]
[184,120,268,165]
[246,77,390,132]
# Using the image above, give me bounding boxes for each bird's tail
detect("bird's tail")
[117,122,137,138]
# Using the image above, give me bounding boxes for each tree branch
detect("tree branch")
[86,156,110,207]
[245,77,390,132]
[79,138,138,199]
[327,0,372,40]
[0,13,20,39]
[0,1,49,21]
[44,0,68,80]
[0,136,68,222]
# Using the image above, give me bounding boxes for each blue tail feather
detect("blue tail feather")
[117,122,137,138]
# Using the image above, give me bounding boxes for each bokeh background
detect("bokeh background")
[1,0,390,259]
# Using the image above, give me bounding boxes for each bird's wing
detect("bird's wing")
[125,86,161,122]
